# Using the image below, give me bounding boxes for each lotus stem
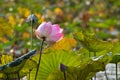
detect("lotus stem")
[105,68,108,80]
[89,51,91,57]
[91,78,93,80]
[94,52,96,80]
[29,15,34,80]
[116,63,118,80]
[6,74,9,80]
[94,52,96,58]
[31,20,33,50]
[35,39,45,80]
[103,62,108,80]
[17,72,20,80]
[89,51,93,80]
[29,69,32,80]
[94,75,96,80]
[63,71,66,80]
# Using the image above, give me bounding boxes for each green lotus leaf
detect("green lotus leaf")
[3,59,37,79]
[74,32,113,52]
[30,49,111,80]
[110,54,120,63]
[0,50,37,79]
[111,42,120,54]
[30,50,80,80]
[47,57,107,80]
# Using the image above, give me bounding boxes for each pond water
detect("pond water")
[92,63,120,80]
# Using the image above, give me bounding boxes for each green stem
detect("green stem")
[6,74,9,80]
[29,16,33,80]
[29,70,31,80]
[89,51,91,57]
[35,39,45,80]
[88,52,93,80]
[94,52,96,80]
[63,71,66,80]
[105,68,108,80]
[103,62,108,80]
[17,72,20,80]
[94,75,96,80]
[116,63,118,80]
[89,51,93,80]
[94,52,96,58]
[31,21,33,50]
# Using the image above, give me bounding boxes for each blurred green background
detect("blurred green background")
[0,0,120,54]
[1,0,120,80]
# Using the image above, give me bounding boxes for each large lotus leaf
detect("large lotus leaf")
[74,32,85,41]
[47,70,64,80]
[110,54,120,63]
[111,42,120,54]
[77,47,109,58]
[47,57,107,80]
[47,68,77,80]
[21,59,37,72]
[46,37,77,51]
[1,60,26,79]
[74,32,113,52]
[77,48,89,60]
[19,59,37,78]
[0,50,36,79]
[74,32,95,41]
[82,39,112,52]
[2,59,37,79]
[30,50,80,80]
[0,60,26,74]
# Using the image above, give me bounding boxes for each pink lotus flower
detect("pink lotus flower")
[35,22,63,43]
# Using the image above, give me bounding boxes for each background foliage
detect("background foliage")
[0,0,120,80]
